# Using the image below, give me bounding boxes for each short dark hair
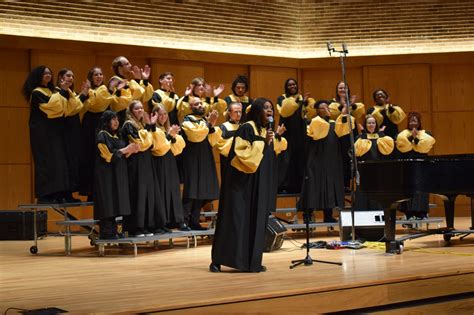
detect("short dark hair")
[245,97,270,133]
[407,111,423,130]
[231,75,249,95]
[22,65,55,101]
[98,110,118,133]
[57,68,74,91]
[372,89,389,102]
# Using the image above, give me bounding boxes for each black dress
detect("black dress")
[151,126,186,227]
[299,116,352,211]
[211,121,273,272]
[121,121,166,234]
[276,94,307,193]
[93,130,131,220]
[29,87,71,199]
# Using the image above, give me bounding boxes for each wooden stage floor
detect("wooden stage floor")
[1,218,473,314]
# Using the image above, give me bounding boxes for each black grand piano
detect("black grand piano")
[358,154,474,254]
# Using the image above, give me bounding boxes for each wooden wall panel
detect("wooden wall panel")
[363,64,431,115]
[0,49,30,108]
[0,165,31,209]
[0,108,30,164]
[302,67,364,103]
[432,64,474,113]
[150,59,204,100]
[432,111,474,155]
[249,66,298,105]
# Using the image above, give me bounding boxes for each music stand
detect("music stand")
[290,209,342,269]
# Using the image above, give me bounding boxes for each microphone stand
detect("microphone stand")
[327,42,359,242]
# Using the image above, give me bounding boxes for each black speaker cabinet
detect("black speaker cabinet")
[264,215,287,252]
[0,211,48,240]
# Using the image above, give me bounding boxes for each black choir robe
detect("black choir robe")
[29,87,71,198]
[276,94,315,193]
[121,121,166,233]
[211,121,287,272]
[79,85,113,197]
[215,120,240,181]
[367,104,405,139]
[93,130,131,220]
[299,115,354,210]
[151,126,186,226]
[180,114,221,201]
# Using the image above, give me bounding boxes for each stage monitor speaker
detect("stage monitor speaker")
[0,210,48,240]
[264,215,287,252]
[340,210,385,241]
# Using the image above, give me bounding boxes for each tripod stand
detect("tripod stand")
[290,210,342,269]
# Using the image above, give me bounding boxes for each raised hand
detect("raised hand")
[80,80,91,96]
[379,125,386,132]
[169,124,180,137]
[131,65,142,79]
[303,92,311,102]
[411,128,418,138]
[150,111,158,125]
[184,84,193,96]
[276,123,286,136]
[213,84,224,97]
[350,94,357,104]
[143,111,151,125]
[141,65,151,80]
[207,109,219,127]
[168,81,175,93]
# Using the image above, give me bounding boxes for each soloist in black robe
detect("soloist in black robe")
[299,115,353,210]
[212,121,286,272]
[121,121,166,233]
[93,130,131,220]
[29,87,70,198]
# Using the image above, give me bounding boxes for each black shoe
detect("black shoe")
[259,265,267,272]
[179,223,191,231]
[209,262,221,272]
[189,224,207,231]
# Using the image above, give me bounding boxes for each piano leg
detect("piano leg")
[384,206,402,254]
[442,194,457,230]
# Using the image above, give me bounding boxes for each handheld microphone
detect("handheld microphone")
[267,116,274,130]
[326,41,333,56]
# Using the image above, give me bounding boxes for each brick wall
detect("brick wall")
[0,0,472,58]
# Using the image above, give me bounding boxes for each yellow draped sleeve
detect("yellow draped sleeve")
[305,98,317,120]
[386,104,406,124]
[377,136,395,155]
[151,128,171,157]
[278,95,301,118]
[329,102,365,121]
[126,126,153,151]
[335,115,355,137]
[215,135,234,157]
[230,136,265,174]
[396,129,414,153]
[370,105,385,127]
[97,143,113,163]
[274,137,288,155]
[208,126,223,147]
[61,89,83,117]
[355,138,372,157]
[84,85,113,113]
[38,91,64,118]
[140,81,154,104]
[176,97,191,122]
[211,98,227,117]
[170,135,186,156]
[307,116,330,140]
[128,79,145,100]
[154,91,178,113]
[413,130,436,154]
[111,88,133,113]
[181,119,210,143]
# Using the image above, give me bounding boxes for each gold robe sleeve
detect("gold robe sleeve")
[335,115,355,137]
[413,130,436,154]
[355,138,372,157]
[211,98,227,117]
[128,79,145,100]
[84,85,113,113]
[329,102,365,121]
[140,81,154,104]
[377,136,395,155]
[98,143,113,163]
[170,135,186,156]
[215,135,234,157]
[370,106,385,127]
[307,116,330,140]
[159,92,178,113]
[208,126,223,147]
[278,96,300,118]
[230,136,265,174]
[111,88,133,113]
[396,129,414,153]
[40,93,65,118]
[177,97,192,122]
[274,137,288,155]
[305,98,317,120]
[181,120,210,143]
[151,128,171,157]
[129,128,153,151]
[64,90,84,117]
[386,104,406,124]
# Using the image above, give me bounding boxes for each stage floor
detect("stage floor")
[1,218,473,314]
